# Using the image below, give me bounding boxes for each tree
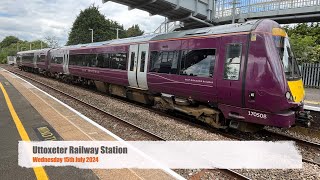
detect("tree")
[44,36,59,48]
[67,5,126,45]
[0,36,48,64]
[283,23,320,64]
[0,36,20,48]
[126,24,144,37]
[289,34,316,63]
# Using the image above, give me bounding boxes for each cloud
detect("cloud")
[0,0,164,46]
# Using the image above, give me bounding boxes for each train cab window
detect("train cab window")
[149,51,179,74]
[180,49,216,77]
[140,51,146,72]
[224,44,242,80]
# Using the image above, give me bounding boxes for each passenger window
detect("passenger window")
[110,53,127,70]
[149,51,179,74]
[40,55,46,62]
[130,52,135,71]
[69,55,76,65]
[85,54,97,67]
[180,49,216,77]
[224,44,242,80]
[140,51,146,72]
[56,57,63,64]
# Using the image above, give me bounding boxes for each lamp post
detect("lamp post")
[110,28,123,39]
[89,28,94,43]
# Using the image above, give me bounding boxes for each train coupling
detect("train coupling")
[296,111,313,127]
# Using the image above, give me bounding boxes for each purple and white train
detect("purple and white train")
[17,19,312,132]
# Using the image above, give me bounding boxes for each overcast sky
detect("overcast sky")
[0,0,165,46]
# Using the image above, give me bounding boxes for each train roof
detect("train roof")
[17,19,277,54]
[17,48,51,54]
[66,19,261,49]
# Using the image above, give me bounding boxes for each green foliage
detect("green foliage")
[126,24,144,37]
[284,23,320,64]
[0,36,48,64]
[67,5,126,45]
[0,36,19,48]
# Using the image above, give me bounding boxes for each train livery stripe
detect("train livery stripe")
[0,83,49,180]
[287,79,305,103]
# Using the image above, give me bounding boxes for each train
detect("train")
[16,19,312,132]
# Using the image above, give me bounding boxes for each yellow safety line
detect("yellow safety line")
[0,82,48,180]
[305,100,320,105]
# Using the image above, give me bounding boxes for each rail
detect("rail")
[7,69,252,180]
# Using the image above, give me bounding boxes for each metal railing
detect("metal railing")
[301,63,320,88]
[215,0,320,19]
[154,20,183,34]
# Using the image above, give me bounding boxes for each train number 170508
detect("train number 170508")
[248,111,267,119]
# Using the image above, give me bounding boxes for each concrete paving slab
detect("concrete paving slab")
[0,69,182,180]
[305,88,320,109]
[0,74,98,180]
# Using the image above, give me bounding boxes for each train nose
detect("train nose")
[287,79,305,103]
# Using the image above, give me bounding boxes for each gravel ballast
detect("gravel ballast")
[2,65,320,179]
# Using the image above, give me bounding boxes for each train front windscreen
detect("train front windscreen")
[273,36,301,80]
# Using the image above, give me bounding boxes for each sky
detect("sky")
[0,0,165,46]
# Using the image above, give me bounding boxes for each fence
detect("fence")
[215,0,320,18]
[301,63,320,88]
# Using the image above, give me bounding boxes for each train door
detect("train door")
[33,53,37,68]
[33,52,40,68]
[62,50,69,74]
[217,35,248,108]
[128,44,149,90]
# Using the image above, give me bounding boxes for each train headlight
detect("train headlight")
[285,91,292,100]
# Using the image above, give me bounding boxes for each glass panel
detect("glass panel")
[149,51,160,72]
[273,36,301,79]
[140,51,146,72]
[85,54,97,67]
[56,57,63,64]
[149,51,179,74]
[40,55,46,62]
[180,49,216,77]
[224,44,242,80]
[130,52,135,71]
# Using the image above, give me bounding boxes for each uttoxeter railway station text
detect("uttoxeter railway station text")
[33,146,128,155]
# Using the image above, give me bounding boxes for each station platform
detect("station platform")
[0,68,182,180]
[305,88,320,110]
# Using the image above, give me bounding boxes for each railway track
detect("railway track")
[6,69,252,180]
[6,68,320,167]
